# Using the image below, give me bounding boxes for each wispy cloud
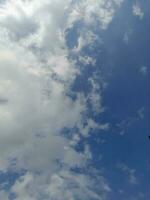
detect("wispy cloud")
[140,66,148,77]
[117,163,138,185]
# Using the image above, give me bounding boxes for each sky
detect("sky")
[0,0,150,199]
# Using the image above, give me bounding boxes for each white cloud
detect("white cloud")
[11,170,111,200]
[79,118,109,137]
[88,74,108,115]
[0,191,9,200]
[0,2,86,198]
[0,44,85,174]
[133,3,144,19]
[0,0,123,199]
[69,0,123,29]
[74,30,98,53]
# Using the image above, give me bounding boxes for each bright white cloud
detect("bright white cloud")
[0,0,123,199]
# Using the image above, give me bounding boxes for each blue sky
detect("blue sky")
[0,0,150,199]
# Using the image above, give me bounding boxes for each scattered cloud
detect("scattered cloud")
[69,0,123,29]
[117,163,138,185]
[0,0,124,199]
[140,66,148,77]
[137,107,145,120]
[123,29,133,44]
[133,2,144,19]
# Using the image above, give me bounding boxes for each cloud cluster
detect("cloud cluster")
[0,0,123,199]
[132,2,144,19]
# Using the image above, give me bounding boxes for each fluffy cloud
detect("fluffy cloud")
[0,0,123,199]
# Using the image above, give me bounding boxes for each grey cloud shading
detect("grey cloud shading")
[0,15,38,41]
[0,97,8,104]
[0,0,124,199]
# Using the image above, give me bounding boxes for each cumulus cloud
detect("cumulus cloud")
[0,0,123,199]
